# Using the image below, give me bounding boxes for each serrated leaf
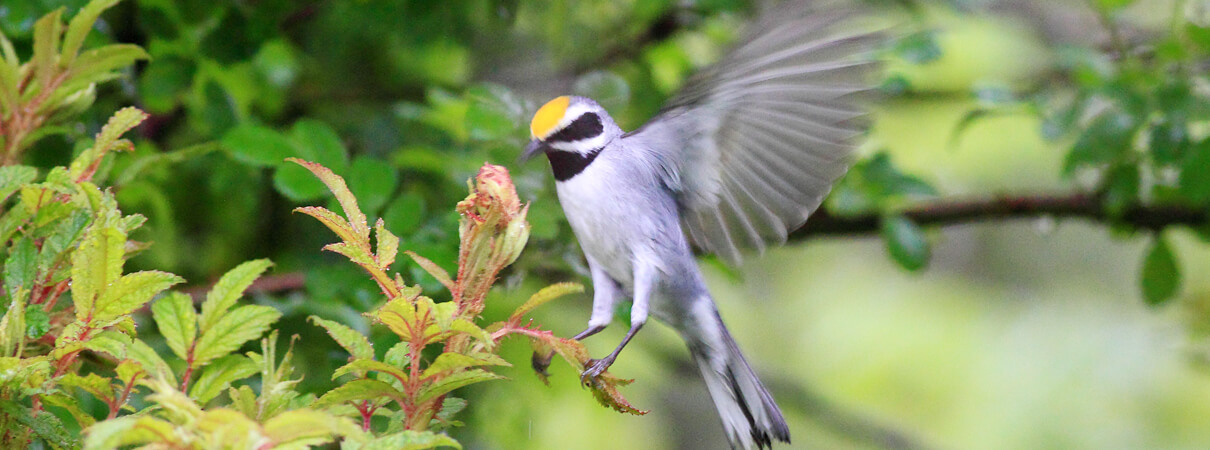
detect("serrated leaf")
[83,329,131,360]
[416,369,504,403]
[65,44,149,86]
[0,401,72,449]
[314,379,403,409]
[223,124,298,167]
[199,259,273,333]
[40,391,95,428]
[190,354,258,405]
[375,218,399,270]
[421,352,509,379]
[0,165,37,204]
[71,224,125,321]
[1142,236,1181,306]
[333,358,409,383]
[510,282,584,322]
[32,8,65,89]
[881,215,930,271]
[24,307,49,339]
[192,305,281,366]
[352,430,463,450]
[60,372,114,402]
[61,0,120,65]
[4,237,36,299]
[309,316,374,360]
[274,163,330,201]
[294,206,358,243]
[152,292,197,360]
[406,251,453,292]
[83,415,176,449]
[288,158,368,240]
[71,107,147,178]
[95,270,183,322]
[432,396,467,428]
[0,290,26,356]
[264,409,352,444]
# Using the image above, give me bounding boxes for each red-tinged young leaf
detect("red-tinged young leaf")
[152,292,197,361]
[375,218,399,269]
[324,242,377,267]
[588,375,648,416]
[309,316,374,361]
[315,379,404,409]
[91,106,147,159]
[192,305,281,366]
[94,270,183,322]
[509,282,584,322]
[198,259,273,333]
[415,369,505,403]
[333,359,409,384]
[405,251,454,292]
[59,372,114,403]
[288,158,369,240]
[82,329,132,360]
[294,206,359,243]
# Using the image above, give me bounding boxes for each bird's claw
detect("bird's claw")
[580,357,613,386]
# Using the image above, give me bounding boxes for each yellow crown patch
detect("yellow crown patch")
[530,96,570,139]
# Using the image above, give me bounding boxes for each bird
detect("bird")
[519,3,880,449]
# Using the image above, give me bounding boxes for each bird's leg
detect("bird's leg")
[581,261,653,384]
[533,258,620,376]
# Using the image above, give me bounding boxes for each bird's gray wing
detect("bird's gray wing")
[628,3,881,265]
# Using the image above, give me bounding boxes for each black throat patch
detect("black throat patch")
[547,146,603,181]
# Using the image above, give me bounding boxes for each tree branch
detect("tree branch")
[790,193,1208,240]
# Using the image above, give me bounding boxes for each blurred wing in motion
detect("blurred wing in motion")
[628,3,882,264]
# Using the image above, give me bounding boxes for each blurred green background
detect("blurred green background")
[6,0,1210,448]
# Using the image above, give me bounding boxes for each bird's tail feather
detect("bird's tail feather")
[686,311,790,450]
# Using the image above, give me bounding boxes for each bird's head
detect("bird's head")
[520,96,619,162]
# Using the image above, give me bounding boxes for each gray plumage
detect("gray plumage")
[521,3,879,449]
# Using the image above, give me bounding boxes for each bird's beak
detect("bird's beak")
[519,139,546,163]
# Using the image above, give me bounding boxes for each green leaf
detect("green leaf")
[376,218,399,270]
[69,107,148,178]
[510,282,584,322]
[274,163,330,201]
[0,165,37,204]
[189,354,258,405]
[94,270,183,322]
[1150,119,1188,165]
[1141,236,1180,306]
[264,409,351,445]
[347,156,399,214]
[63,44,149,85]
[416,369,504,403]
[192,304,281,366]
[333,358,409,383]
[152,292,198,361]
[222,124,298,167]
[1093,0,1134,11]
[60,372,114,402]
[199,259,272,333]
[24,307,49,339]
[61,0,121,65]
[0,401,72,449]
[383,190,426,235]
[83,329,132,360]
[1180,139,1210,203]
[71,224,125,321]
[32,8,65,88]
[881,215,930,271]
[466,85,520,141]
[1063,110,1139,175]
[83,415,176,449]
[314,379,403,408]
[310,315,374,360]
[290,120,349,171]
[4,237,37,299]
[0,291,26,356]
[350,430,463,450]
[421,352,509,378]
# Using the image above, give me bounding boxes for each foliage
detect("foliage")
[295,159,643,446]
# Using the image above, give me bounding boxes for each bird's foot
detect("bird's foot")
[531,351,554,377]
[580,356,615,386]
